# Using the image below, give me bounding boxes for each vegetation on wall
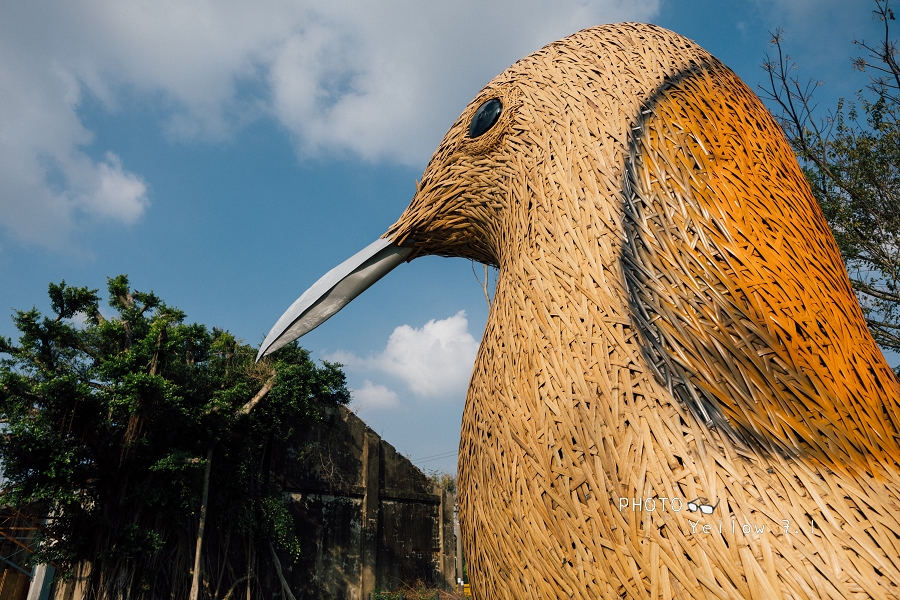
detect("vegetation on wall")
[0,275,350,599]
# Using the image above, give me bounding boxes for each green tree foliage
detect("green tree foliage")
[0,275,350,598]
[762,0,900,355]
[426,470,457,494]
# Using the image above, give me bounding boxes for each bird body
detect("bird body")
[262,23,900,599]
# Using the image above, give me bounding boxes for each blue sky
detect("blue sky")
[0,0,890,473]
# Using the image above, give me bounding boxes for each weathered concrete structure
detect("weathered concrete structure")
[4,406,455,600]
[272,404,456,599]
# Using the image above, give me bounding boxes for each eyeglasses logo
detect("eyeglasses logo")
[686,498,720,515]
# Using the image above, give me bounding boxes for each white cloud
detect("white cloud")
[351,380,400,411]
[328,311,479,399]
[264,0,662,163]
[74,153,148,223]
[377,311,479,397]
[0,0,659,247]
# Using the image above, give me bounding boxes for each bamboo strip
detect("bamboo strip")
[382,23,900,598]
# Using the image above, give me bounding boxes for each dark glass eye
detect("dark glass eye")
[468,98,503,138]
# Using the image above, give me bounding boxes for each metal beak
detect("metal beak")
[257,238,412,360]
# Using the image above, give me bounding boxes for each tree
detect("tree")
[0,275,350,599]
[762,0,900,356]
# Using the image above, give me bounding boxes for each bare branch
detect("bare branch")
[268,542,298,600]
[851,280,900,303]
[235,374,277,417]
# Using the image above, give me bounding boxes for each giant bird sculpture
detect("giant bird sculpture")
[258,23,900,599]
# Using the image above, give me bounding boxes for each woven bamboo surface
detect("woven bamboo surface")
[386,23,900,599]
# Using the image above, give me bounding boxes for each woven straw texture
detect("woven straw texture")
[386,23,900,599]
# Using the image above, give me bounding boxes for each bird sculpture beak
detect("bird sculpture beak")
[256,238,412,360]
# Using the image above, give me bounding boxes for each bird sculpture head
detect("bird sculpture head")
[260,23,900,599]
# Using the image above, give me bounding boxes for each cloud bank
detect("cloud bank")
[330,311,479,409]
[1,0,660,247]
[351,380,400,411]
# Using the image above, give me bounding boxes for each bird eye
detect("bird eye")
[468,98,503,138]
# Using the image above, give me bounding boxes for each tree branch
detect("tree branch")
[268,541,297,600]
[189,447,214,600]
[851,279,900,303]
[235,375,277,417]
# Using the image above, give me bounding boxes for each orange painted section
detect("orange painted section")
[632,66,900,468]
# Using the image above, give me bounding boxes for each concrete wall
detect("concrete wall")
[272,405,456,599]
[38,405,456,600]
